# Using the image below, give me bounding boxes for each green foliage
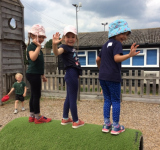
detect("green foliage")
[45,38,62,49]
[59,86,65,91]
[45,39,52,49]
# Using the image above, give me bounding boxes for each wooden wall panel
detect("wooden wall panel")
[1,0,22,7]
[2,43,20,50]
[3,58,22,64]
[3,69,23,74]
[3,27,23,35]
[2,18,22,28]
[1,7,22,17]
[3,50,21,57]
[2,13,22,21]
[1,1,22,12]
[2,40,20,45]
[3,33,23,40]
[3,64,23,70]
[0,0,25,102]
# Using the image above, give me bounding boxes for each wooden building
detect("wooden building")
[0,0,25,105]
[58,28,160,79]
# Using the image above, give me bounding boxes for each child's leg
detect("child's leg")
[64,76,78,122]
[26,74,41,115]
[15,100,19,109]
[21,101,24,107]
[63,68,79,122]
[63,87,70,119]
[110,82,121,125]
[110,82,125,134]
[100,80,111,124]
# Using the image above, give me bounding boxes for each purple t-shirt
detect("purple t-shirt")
[60,44,82,75]
[98,39,123,82]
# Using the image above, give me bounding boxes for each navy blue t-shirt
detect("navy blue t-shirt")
[98,39,123,82]
[60,44,82,75]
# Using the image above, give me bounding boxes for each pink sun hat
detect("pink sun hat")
[63,25,77,35]
[28,24,47,38]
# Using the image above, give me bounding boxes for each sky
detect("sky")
[20,0,160,43]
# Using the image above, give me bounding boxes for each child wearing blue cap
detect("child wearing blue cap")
[96,19,140,135]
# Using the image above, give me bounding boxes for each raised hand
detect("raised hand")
[129,43,140,57]
[52,32,63,45]
[32,36,41,47]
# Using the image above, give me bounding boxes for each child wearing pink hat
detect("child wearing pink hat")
[26,24,51,124]
[52,25,84,128]
[96,19,140,135]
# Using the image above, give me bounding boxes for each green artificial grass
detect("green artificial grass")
[0,117,142,150]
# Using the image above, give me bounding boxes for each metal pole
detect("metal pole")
[102,23,108,32]
[76,6,78,34]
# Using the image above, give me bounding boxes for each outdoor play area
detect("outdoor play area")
[0,0,160,150]
[0,97,160,150]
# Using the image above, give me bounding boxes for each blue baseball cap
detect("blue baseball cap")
[108,19,131,38]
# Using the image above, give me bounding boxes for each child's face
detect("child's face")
[32,35,45,44]
[16,75,22,82]
[64,32,76,46]
[115,32,130,43]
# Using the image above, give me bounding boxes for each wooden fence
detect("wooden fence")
[2,70,160,103]
[41,70,160,102]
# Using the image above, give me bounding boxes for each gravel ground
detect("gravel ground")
[0,97,160,150]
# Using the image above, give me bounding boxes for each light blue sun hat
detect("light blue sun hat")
[108,19,131,38]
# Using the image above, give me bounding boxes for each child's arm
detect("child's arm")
[96,56,101,69]
[7,88,14,96]
[23,86,27,97]
[52,32,64,56]
[114,43,140,63]
[29,38,41,61]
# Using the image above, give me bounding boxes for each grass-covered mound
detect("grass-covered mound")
[0,117,143,150]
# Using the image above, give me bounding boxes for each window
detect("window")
[8,18,17,30]
[122,48,159,67]
[78,50,97,67]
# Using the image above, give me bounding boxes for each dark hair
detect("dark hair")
[109,31,131,39]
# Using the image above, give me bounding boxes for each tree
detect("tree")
[45,38,62,49]
[45,39,52,49]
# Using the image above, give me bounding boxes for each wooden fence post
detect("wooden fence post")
[129,70,132,94]
[140,70,144,96]
[135,70,138,94]
[123,73,126,94]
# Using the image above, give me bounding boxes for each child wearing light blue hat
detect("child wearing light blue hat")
[96,19,140,135]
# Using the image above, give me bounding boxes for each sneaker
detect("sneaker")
[29,116,35,123]
[72,119,84,129]
[34,116,51,124]
[102,123,112,133]
[14,109,18,114]
[22,107,25,111]
[61,118,73,125]
[111,124,125,135]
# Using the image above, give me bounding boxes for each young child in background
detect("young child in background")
[26,24,51,124]
[7,73,27,114]
[52,25,84,128]
[96,19,140,135]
